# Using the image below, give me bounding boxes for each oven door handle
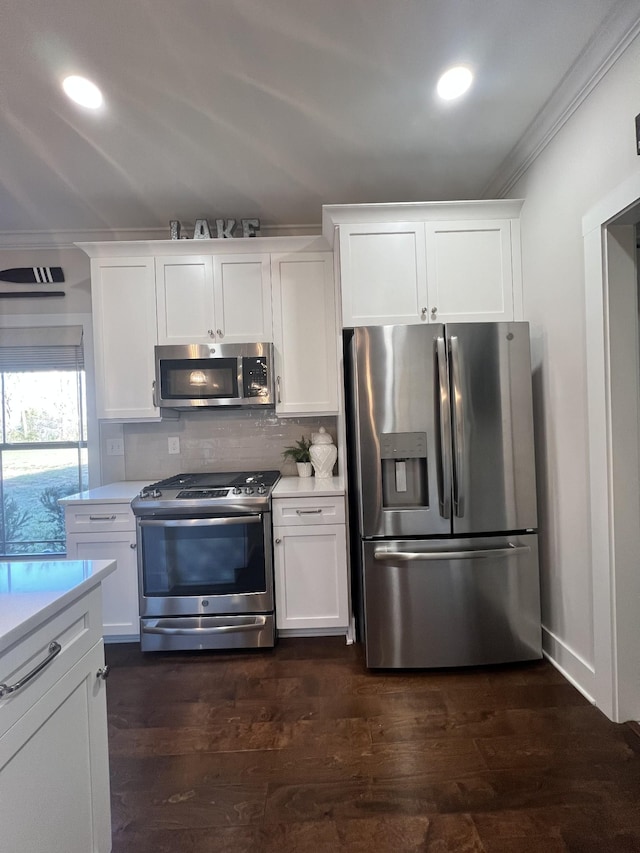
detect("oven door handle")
[138,515,262,528]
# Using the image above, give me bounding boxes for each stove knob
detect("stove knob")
[244,486,254,495]
[232,487,242,495]
[257,485,267,495]
[151,489,162,498]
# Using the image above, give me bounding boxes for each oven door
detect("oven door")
[137,512,273,618]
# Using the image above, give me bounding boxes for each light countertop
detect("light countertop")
[272,476,345,497]
[60,482,148,504]
[61,477,346,503]
[0,560,116,654]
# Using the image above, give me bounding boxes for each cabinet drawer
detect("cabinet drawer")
[0,587,103,738]
[64,501,135,534]
[273,496,345,527]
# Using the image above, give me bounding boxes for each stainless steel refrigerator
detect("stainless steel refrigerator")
[345,322,542,668]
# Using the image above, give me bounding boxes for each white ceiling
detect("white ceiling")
[1,0,638,238]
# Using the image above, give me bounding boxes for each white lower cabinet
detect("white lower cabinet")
[273,495,349,633]
[0,587,111,853]
[64,501,139,641]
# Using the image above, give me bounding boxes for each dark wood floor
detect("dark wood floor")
[105,638,640,852]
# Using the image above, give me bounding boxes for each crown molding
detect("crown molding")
[483,4,640,199]
[0,222,321,251]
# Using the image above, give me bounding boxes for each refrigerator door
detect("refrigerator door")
[349,324,451,538]
[446,322,538,535]
[362,535,542,668]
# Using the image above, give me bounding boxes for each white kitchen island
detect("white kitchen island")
[0,559,116,853]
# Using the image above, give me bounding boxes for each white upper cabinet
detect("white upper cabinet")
[90,257,159,420]
[338,223,429,327]
[79,236,335,421]
[156,253,272,344]
[271,252,339,415]
[323,200,524,327]
[155,255,215,344]
[425,219,517,323]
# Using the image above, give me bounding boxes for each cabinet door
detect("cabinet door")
[91,257,159,420]
[213,253,272,342]
[338,223,429,326]
[425,220,515,322]
[156,255,215,344]
[271,252,338,415]
[273,523,349,631]
[66,533,139,640]
[0,641,111,853]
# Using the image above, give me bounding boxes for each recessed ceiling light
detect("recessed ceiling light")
[436,66,473,101]
[62,75,103,109]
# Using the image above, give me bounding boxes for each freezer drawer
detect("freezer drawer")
[362,534,541,668]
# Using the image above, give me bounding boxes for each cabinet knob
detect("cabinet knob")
[207,329,215,338]
[216,328,224,338]
[96,665,111,681]
[275,538,281,544]
[129,542,137,549]
[431,307,438,317]
[421,307,427,319]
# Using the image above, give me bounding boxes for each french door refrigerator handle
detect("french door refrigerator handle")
[449,335,465,517]
[373,544,531,562]
[436,336,452,519]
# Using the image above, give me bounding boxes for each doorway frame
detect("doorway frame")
[583,171,640,722]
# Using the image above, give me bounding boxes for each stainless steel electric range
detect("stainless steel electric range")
[131,470,280,652]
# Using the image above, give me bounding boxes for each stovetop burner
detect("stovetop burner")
[131,470,281,514]
[146,471,279,490]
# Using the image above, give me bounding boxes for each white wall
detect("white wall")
[510,32,640,698]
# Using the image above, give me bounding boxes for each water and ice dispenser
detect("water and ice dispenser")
[380,432,428,508]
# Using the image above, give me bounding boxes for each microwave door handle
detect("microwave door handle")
[436,336,452,519]
[237,361,245,400]
[139,515,262,528]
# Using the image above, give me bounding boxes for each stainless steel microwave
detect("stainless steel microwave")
[153,343,275,409]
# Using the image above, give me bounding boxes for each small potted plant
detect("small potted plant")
[282,436,313,477]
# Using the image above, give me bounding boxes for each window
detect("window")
[0,326,87,556]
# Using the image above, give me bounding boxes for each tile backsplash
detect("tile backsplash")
[100,411,338,483]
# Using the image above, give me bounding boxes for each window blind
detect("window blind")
[0,326,84,371]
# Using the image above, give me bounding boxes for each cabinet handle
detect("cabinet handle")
[207,329,215,338]
[0,641,61,698]
[276,375,281,404]
[216,328,224,339]
[275,538,281,544]
[89,514,117,521]
[296,508,323,515]
[96,665,111,681]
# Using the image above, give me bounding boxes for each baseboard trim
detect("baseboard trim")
[542,625,596,704]
[277,627,349,639]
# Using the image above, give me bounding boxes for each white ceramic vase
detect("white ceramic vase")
[309,427,337,479]
[296,461,313,478]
